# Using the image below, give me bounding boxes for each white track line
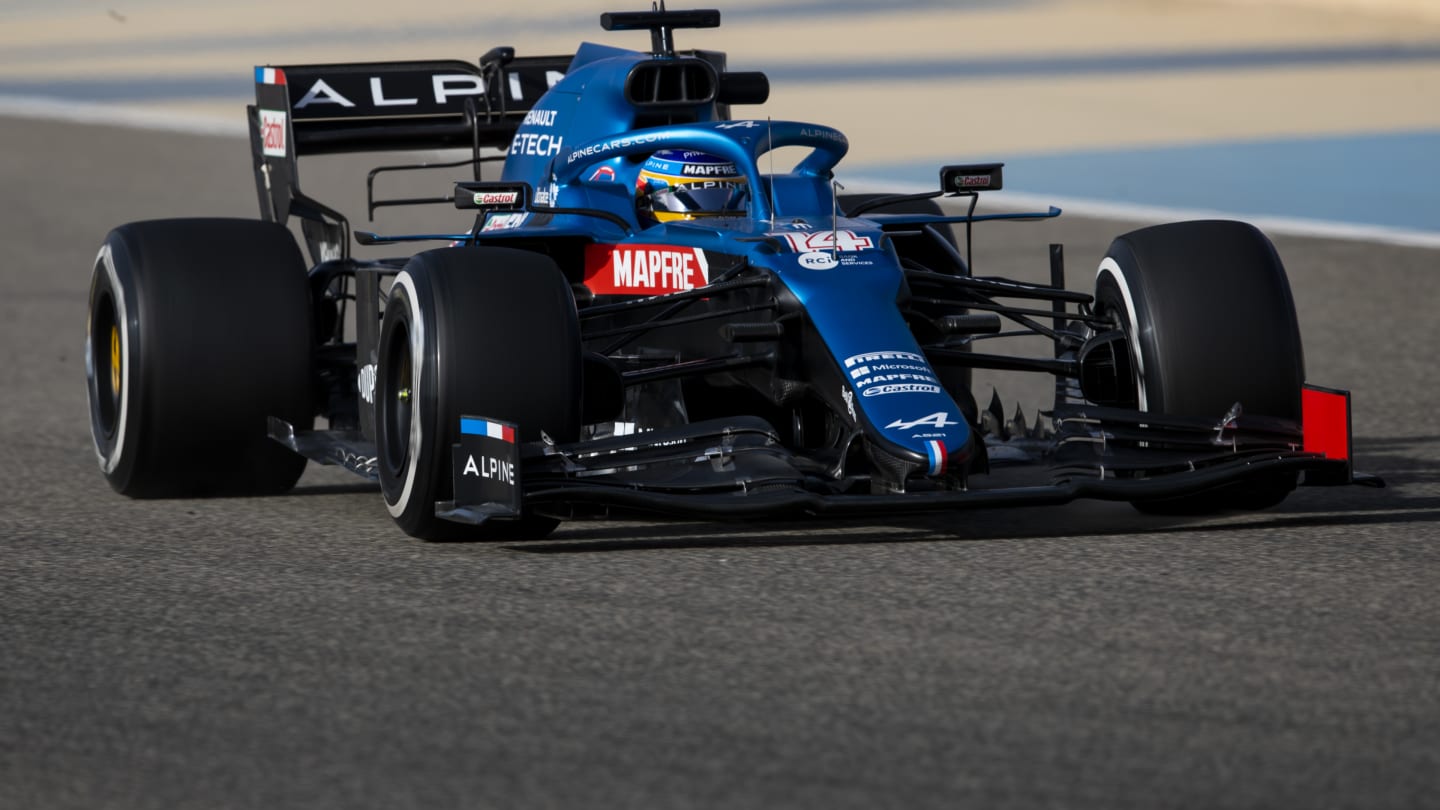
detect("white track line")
[844,176,1440,250]
[0,94,245,137]
[993,190,1440,250]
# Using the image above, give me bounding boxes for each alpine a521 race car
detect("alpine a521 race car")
[86,5,1380,539]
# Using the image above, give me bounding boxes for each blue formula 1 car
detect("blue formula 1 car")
[85,5,1379,539]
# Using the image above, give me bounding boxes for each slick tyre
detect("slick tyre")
[86,219,312,497]
[375,247,581,541]
[1093,220,1304,514]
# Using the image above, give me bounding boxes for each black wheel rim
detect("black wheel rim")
[381,319,413,477]
[92,291,121,438]
[1094,282,1141,410]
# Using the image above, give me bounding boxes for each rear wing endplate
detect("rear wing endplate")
[247,53,569,259]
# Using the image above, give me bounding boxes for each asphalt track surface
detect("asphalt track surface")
[3,116,1439,809]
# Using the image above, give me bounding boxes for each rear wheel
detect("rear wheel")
[1092,220,1304,513]
[86,219,312,497]
[375,247,581,540]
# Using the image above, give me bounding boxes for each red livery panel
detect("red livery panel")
[583,244,710,295]
[1302,385,1351,461]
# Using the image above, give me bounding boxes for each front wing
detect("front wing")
[270,387,1380,527]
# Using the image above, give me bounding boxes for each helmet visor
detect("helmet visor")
[648,181,749,216]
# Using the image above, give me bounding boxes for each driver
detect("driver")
[635,149,749,226]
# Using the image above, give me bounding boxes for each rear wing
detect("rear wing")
[247,52,570,260]
[251,54,569,157]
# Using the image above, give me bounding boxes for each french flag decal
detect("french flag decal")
[460,417,516,444]
[254,67,287,85]
[925,440,947,475]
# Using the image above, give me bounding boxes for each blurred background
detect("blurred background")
[4,0,1438,240]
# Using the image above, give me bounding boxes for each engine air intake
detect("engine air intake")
[625,60,717,107]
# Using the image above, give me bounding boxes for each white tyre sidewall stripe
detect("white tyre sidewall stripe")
[386,271,425,519]
[91,243,130,475]
[1096,256,1148,412]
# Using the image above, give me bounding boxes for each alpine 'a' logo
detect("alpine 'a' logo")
[885,412,957,431]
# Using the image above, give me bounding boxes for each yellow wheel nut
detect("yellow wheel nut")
[109,324,121,395]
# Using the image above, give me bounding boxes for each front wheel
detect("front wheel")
[1093,220,1305,513]
[375,247,581,540]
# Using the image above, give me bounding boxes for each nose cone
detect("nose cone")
[863,404,974,491]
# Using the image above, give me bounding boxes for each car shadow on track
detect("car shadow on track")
[504,436,1437,554]
[290,481,382,496]
[507,501,1440,554]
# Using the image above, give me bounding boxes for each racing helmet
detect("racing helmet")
[635,149,749,225]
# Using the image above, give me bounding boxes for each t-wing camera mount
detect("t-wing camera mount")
[600,2,721,56]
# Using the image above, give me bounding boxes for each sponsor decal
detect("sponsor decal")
[452,416,521,510]
[846,350,944,397]
[856,373,940,389]
[430,75,487,104]
[863,383,941,397]
[953,174,993,189]
[357,363,377,404]
[798,126,848,145]
[583,244,710,295]
[800,251,879,270]
[840,348,944,394]
[849,361,933,379]
[844,350,928,368]
[369,77,417,107]
[460,453,515,484]
[293,75,487,109]
[566,131,674,164]
[774,230,874,253]
[259,109,287,157]
[942,164,1003,192]
[798,251,838,270]
[716,120,761,130]
[522,108,558,127]
[531,181,560,206]
[473,191,519,207]
[294,78,354,108]
[681,162,738,177]
[885,412,958,431]
[588,166,617,182]
[509,132,563,157]
[482,212,528,232]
